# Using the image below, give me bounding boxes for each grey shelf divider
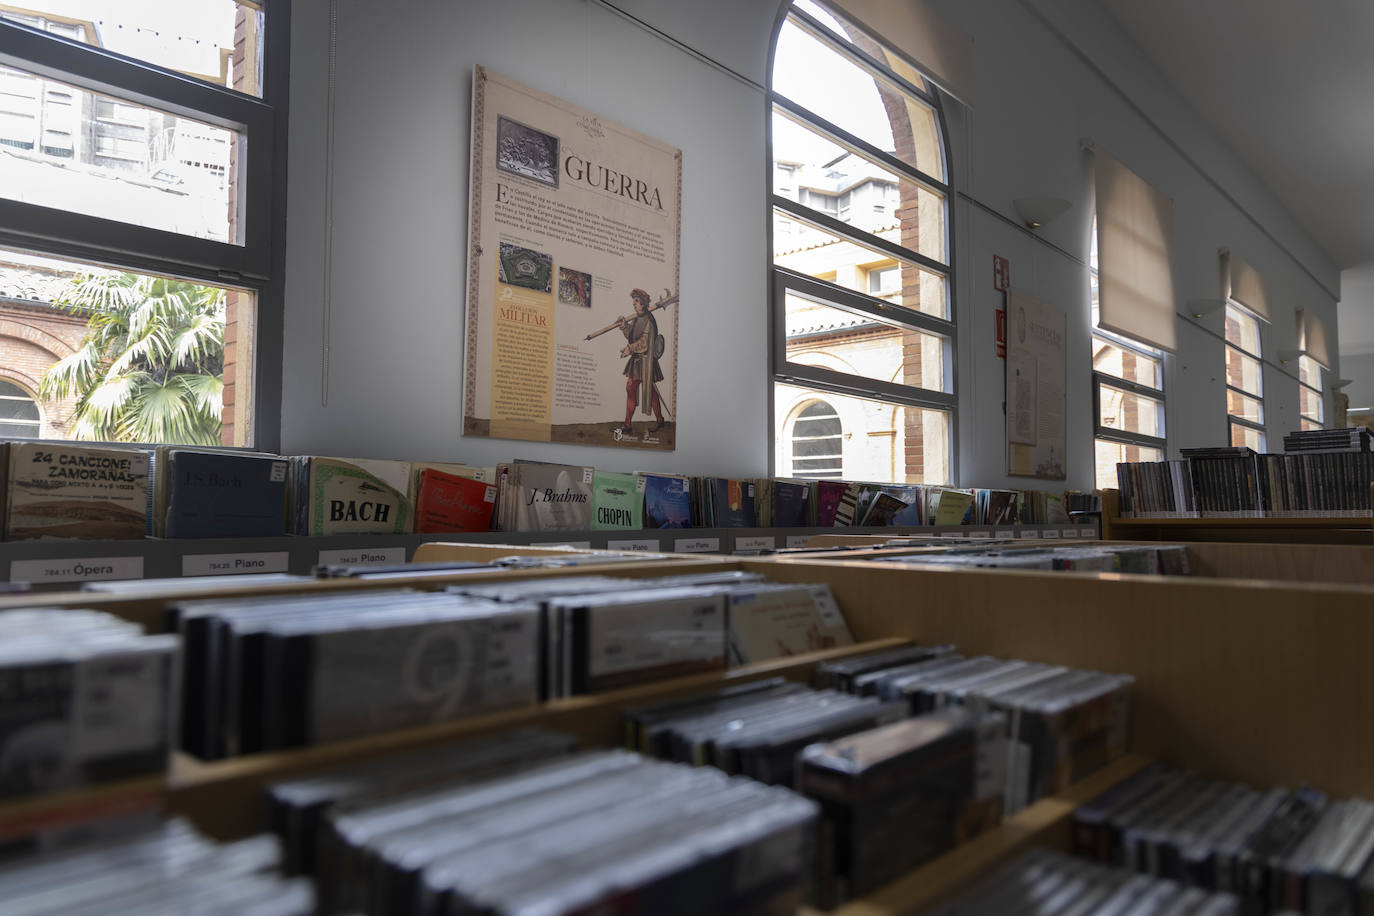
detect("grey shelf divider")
[0,524,1097,584]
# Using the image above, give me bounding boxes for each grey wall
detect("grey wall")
[279,0,1342,487]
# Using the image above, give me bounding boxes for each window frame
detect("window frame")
[1298,355,1325,430]
[1090,219,1167,465]
[1223,302,1266,449]
[0,6,290,450]
[767,0,957,484]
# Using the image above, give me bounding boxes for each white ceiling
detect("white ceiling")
[1101,0,1374,274]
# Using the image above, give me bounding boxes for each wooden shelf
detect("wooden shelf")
[805,754,1153,916]
[163,637,910,839]
[0,775,164,846]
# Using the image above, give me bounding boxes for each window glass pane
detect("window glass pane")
[774,209,947,318]
[772,110,947,264]
[773,18,945,182]
[1227,389,1264,424]
[0,65,241,244]
[791,1,932,95]
[1095,439,1163,491]
[1230,423,1265,451]
[1098,383,1164,438]
[1092,336,1161,388]
[775,382,950,484]
[1224,305,1261,355]
[1225,346,1263,396]
[0,247,256,445]
[1299,385,1323,421]
[784,293,947,393]
[2,1,265,98]
[789,399,843,477]
[1298,355,1323,389]
[1300,417,1323,432]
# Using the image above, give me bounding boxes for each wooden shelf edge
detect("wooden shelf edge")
[165,637,910,838]
[807,754,1153,916]
[0,775,165,844]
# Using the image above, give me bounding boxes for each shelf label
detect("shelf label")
[1040,529,1060,539]
[674,537,721,553]
[182,551,290,577]
[967,530,991,538]
[317,547,406,567]
[1019,530,1041,539]
[606,538,659,552]
[995,529,1016,538]
[940,532,964,538]
[1061,528,1084,539]
[532,540,592,549]
[11,556,143,584]
[786,535,811,548]
[735,535,776,552]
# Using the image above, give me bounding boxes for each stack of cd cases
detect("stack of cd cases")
[1072,763,1374,914]
[0,817,313,915]
[312,748,819,916]
[814,643,1135,813]
[449,570,851,696]
[622,676,905,786]
[0,609,178,799]
[927,847,1241,916]
[172,588,542,759]
[266,727,578,876]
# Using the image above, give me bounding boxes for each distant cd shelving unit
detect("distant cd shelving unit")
[1100,486,1374,544]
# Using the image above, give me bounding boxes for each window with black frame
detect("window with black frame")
[1298,355,1325,431]
[0,1,287,448]
[1225,302,1266,450]
[769,0,955,485]
[1089,222,1166,489]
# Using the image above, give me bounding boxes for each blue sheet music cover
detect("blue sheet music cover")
[643,473,693,528]
[164,451,290,538]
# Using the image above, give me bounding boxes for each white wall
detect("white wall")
[281,0,773,477]
[279,0,1342,486]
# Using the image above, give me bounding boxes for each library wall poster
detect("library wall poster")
[464,66,682,451]
[1005,290,1066,479]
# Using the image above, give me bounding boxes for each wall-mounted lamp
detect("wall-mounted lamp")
[1277,348,1307,364]
[1187,298,1226,318]
[1012,197,1070,230]
[1330,378,1353,390]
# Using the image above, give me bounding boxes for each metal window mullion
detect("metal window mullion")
[1092,371,1163,401]
[0,199,265,282]
[770,95,947,197]
[773,196,951,279]
[777,361,955,411]
[1094,427,1167,451]
[776,267,955,338]
[784,9,940,110]
[1228,415,1265,433]
[0,21,269,130]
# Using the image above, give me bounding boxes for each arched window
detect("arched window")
[789,400,843,479]
[1090,218,1167,489]
[0,380,41,438]
[769,0,954,485]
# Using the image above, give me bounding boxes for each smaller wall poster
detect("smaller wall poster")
[1006,290,1066,479]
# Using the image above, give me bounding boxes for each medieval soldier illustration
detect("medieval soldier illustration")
[617,288,665,434]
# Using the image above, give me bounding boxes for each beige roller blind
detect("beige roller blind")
[1297,308,1332,368]
[1221,248,1271,323]
[1093,147,1177,352]
[829,0,974,105]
